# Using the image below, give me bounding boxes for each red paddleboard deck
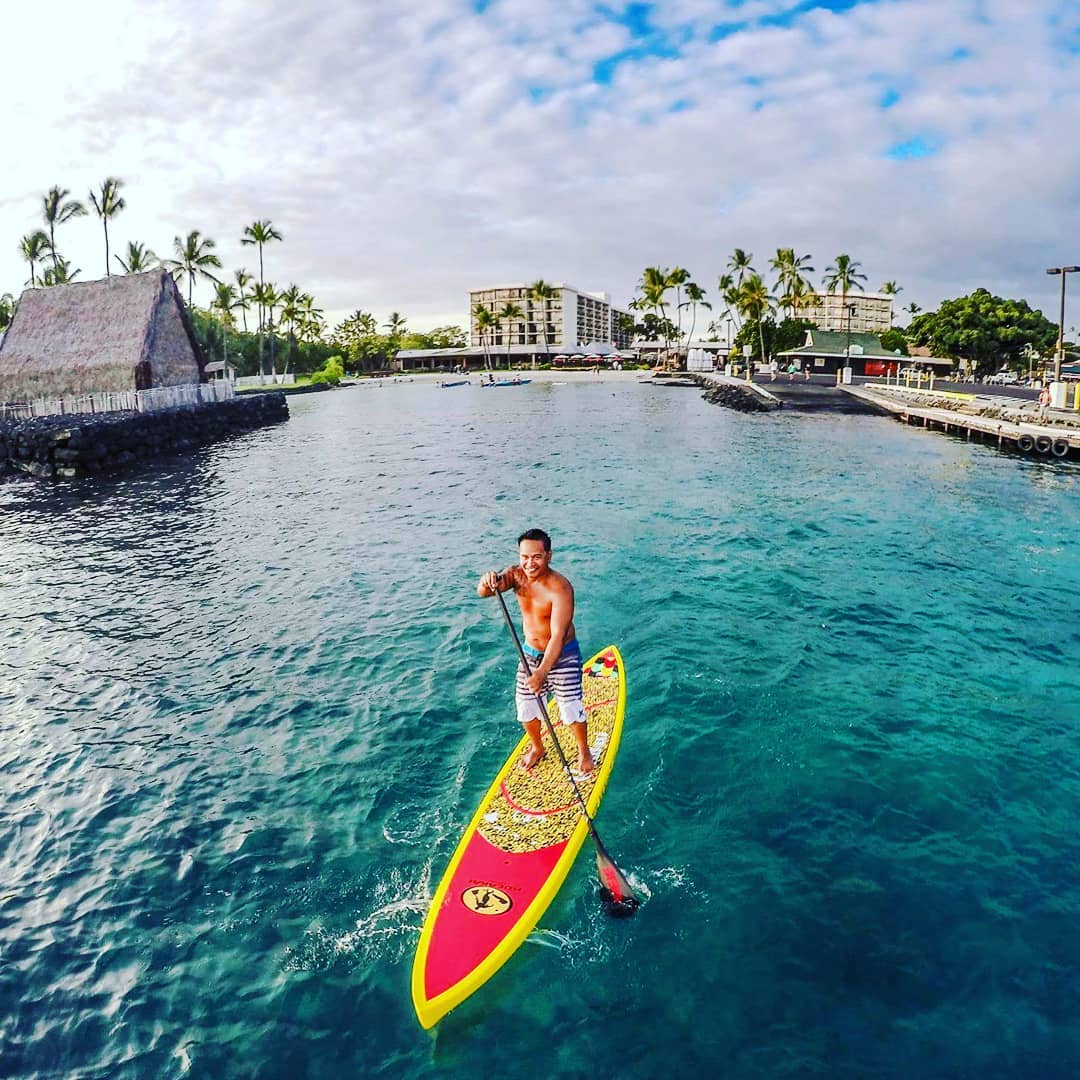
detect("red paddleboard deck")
[411,645,626,1028]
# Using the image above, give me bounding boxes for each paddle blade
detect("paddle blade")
[596,849,640,917]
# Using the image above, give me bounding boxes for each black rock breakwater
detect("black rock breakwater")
[0,393,288,480]
[699,378,776,412]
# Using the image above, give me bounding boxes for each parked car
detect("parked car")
[986,370,1020,385]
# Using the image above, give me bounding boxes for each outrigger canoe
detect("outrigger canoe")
[411,645,626,1028]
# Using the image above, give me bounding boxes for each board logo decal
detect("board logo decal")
[461,887,513,916]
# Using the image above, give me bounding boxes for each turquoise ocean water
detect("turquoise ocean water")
[2,380,1079,1078]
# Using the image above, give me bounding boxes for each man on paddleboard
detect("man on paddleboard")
[478,529,596,778]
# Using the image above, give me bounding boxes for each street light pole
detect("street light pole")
[844,302,856,378]
[1046,266,1080,383]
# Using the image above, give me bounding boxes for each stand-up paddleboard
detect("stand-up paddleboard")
[411,645,626,1029]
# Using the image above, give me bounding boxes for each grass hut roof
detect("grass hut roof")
[0,270,206,402]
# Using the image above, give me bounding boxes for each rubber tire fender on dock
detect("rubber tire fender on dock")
[1052,439,1070,458]
[1017,433,1035,452]
[1035,434,1053,454]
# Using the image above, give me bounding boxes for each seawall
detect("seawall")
[0,393,289,480]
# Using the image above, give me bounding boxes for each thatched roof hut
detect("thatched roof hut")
[0,270,206,403]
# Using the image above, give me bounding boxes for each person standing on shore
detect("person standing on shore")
[1038,384,1052,422]
[477,529,595,777]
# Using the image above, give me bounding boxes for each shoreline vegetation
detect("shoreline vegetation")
[2,178,1074,384]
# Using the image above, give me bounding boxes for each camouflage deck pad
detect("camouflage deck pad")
[476,651,620,853]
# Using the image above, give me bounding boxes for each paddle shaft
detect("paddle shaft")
[492,585,611,851]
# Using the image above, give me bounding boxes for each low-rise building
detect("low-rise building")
[777,329,915,375]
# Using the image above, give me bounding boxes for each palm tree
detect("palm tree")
[770,248,815,318]
[298,293,324,345]
[230,269,251,333]
[823,253,867,300]
[879,281,901,326]
[18,231,50,287]
[728,249,755,287]
[473,303,495,369]
[41,186,86,271]
[636,266,677,364]
[497,302,524,367]
[169,230,222,307]
[240,220,283,350]
[254,282,281,377]
[88,178,126,277]
[115,241,157,274]
[736,274,775,373]
[42,258,81,286]
[211,282,240,372]
[668,266,690,354]
[681,282,711,358]
[278,284,305,372]
[528,279,557,366]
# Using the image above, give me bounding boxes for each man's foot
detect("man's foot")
[519,745,545,771]
[574,751,596,778]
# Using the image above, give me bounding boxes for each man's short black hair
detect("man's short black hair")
[517,528,551,551]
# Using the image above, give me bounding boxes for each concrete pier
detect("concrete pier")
[839,384,1079,459]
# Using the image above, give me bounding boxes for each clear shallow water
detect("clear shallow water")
[2,381,1079,1078]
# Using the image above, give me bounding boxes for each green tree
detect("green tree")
[728,248,755,287]
[907,289,1057,375]
[241,219,283,366]
[770,248,815,317]
[680,281,711,353]
[41,186,86,272]
[823,253,867,300]
[233,269,253,332]
[497,302,524,365]
[18,231,50,286]
[0,292,16,331]
[169,230,222,307]
[42,258,81,286]
[735,273,776,369]
[878,328,909,355]
[735,316,814,363]
[115,240,157,274]
[473,303,495,369]
[528,279,557,364]
[88,177,126,277]
[385,311,408,352]
[210,282,240,369]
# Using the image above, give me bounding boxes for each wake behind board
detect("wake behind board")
[411,645,626,1029]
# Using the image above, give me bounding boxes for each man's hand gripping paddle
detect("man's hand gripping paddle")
[490,580,639,917]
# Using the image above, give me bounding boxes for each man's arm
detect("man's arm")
[477,566,518,598]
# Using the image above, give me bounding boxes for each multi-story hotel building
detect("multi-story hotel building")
[468,283,633,351]
[799,291,894,334]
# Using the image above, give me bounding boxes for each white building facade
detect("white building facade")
[468,283,633,350]
[800,291,894,333]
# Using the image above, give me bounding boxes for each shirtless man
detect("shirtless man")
[478,528,595,777]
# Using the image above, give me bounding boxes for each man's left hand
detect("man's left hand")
[526,670,546,695]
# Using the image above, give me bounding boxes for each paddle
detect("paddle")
[491,582,640,917]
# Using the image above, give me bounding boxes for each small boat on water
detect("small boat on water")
[439,379,469,388]
[480,379,531,388]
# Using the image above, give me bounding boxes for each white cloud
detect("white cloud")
[2,0,1079,334]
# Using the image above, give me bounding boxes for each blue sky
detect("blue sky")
[2,0,1080,330]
